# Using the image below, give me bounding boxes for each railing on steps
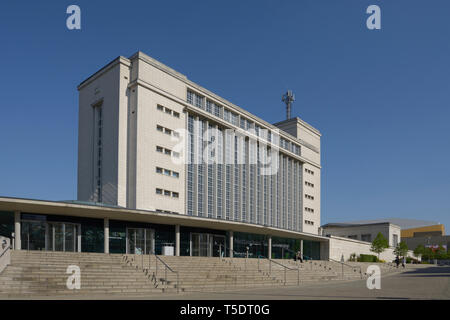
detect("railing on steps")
[0,236,12,275]
[122,254,180,293]
[328,258,364,279]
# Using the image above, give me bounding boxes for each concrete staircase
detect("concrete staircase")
[0,251,416,297]
[0,251,164,297]
[124,255,283,292]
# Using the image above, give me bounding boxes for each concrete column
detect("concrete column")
[104,218,109,254]
[14,211,21,250]
[229,231,233,258]
[175,225,180,256]
[268,235,272,259]
[300,239,304,259]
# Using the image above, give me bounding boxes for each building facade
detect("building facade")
[321,222,401,247]
[77,51,322,235]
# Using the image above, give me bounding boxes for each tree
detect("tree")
[414,244,425,259]
[371,232,389,260]
[394,241,408,258]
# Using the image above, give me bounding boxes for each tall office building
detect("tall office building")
[77,51,321,235]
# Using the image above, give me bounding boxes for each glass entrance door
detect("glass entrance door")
[126,228,154,254]
[47,222,80,252]
[212,235,226,257]
[191,233,226,257]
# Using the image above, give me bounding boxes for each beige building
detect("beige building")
[77,51,322,235]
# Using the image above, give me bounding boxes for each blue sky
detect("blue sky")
[0,1,449,229]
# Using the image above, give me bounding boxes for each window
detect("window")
[172,171,179,178]
[187,90,204,109]
[156,146,163,153]
[173,131,180,138]
[173,111,180,118]
[156,188,163,195]
[157,125,163,132]
[361,234,372,242]
[156,167,163,174]
[157,105,164,111]
[172,192,179,198]
[348,235,358,240]
[172,151,180,158]
[393,234,399,247]
[165,108,172,115]
[163,169,171,176]
[164,149,171,155]
[164,190,171,196]
[305,194,314,200]
[164,128,172,135]
[305,181,314,188]
[305,207,314,213]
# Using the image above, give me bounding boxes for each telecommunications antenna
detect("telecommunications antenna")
[282,90,295,120]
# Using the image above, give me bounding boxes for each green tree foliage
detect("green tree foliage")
[413,244,425,258]
[394,241,408,257]
[371,232,389,259]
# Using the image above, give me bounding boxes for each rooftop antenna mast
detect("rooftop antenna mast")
[282,90,295,120]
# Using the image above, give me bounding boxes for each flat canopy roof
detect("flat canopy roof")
[0,196,328,243]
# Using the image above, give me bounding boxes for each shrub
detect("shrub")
[360,254,378,262]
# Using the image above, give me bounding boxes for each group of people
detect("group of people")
[395,256,406,268]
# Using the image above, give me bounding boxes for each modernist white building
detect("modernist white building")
[0,52,414,262]
[77,51,322,235]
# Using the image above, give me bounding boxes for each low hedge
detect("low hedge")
[359,254,378,262]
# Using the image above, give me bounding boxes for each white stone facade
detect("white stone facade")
[77,51,322,234]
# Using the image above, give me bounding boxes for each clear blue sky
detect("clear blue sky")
[0,1,449,229]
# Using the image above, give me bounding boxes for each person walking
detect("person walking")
[402,256,406,268]
[395,256,400,268]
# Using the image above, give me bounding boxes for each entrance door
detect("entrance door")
[191,233,226,257]
[212,235,226,257]
[126,228,154,254]
[47,222,80,252]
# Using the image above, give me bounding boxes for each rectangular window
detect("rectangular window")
[156,188,163,195]
[173,111,180,118]
[157,125,163,132]
[156,167,163,174]
[164,149,171,155]
[172,192,179,198]
[361,234,372,242]
[165,108,172,115]
[164,128,172,135]
[172,171,179,178]
[164,169,171,176]
[157,105,164,111]
[164,190,171,196]
[156,146,163,153]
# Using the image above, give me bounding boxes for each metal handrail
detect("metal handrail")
[258,255,299,286]
[329,258,363,279]
[154,255,180,293]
